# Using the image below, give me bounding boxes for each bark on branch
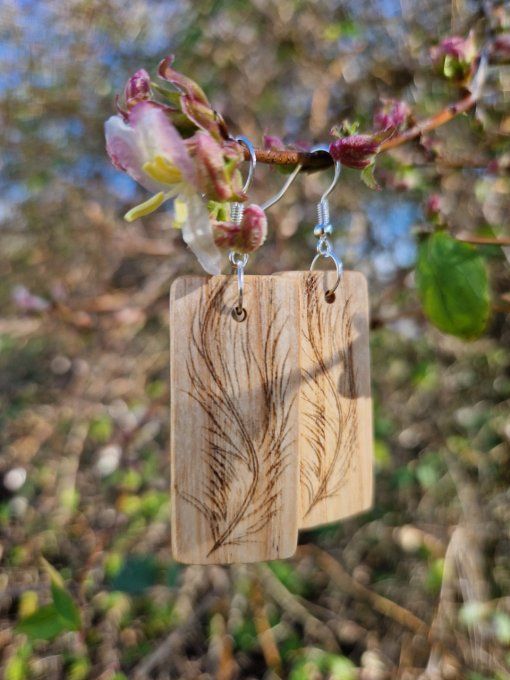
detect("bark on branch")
[242,50,490,172]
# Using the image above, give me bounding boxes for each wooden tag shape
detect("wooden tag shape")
[279,271,373,529]
[170,275,300,564]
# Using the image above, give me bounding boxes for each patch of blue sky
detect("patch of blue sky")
[332,196,418,278]
[367,197,418,275]
[100,167,138,202]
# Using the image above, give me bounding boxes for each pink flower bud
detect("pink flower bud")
[124,69,151,109]
[492,34,510,59]
[487,159,500,174]
[158,55,210,106]
[374,99,411,132]
[12,285,49,312]
[424,193,442,219]
[213,205,267,253]
[431,34,477,65]
[329,135,379,169]
[189,132,245,202]
[263,134,286,151]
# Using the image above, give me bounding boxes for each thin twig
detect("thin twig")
[242,49,490,170]
[298,545,429,636]
[249,579,283,675]
[456,234,510,246]
[255,564,339,650]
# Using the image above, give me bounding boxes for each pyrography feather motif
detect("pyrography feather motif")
[300,275,359,517]
[180,278,296,556]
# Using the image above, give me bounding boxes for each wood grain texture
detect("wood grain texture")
[279,271,373,529]
[170,275,300,564]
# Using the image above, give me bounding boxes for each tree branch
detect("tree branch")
[242,50,490,171]
[243,90,478,171]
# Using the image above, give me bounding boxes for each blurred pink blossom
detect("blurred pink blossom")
[12,285,50,312]
[263,134,286,151]
[492,34,510,59]
[374,99,411,132]
[188,132,245,201]
[124,69,151,109]
[213,205,267,253]
[424,193,442,219]
[329,134,379,169]
[431,33,477,65]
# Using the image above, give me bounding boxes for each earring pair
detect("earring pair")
[227,138,343,319]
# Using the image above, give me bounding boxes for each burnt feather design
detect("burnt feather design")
[180,278,295,555]
[301,275,359,517]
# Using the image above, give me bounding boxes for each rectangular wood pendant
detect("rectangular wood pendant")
[170,275,301,564]
[279,271,373,530]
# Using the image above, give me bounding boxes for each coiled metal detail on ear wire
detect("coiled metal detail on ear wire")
[309,145,343,300]
[228,136,255,321]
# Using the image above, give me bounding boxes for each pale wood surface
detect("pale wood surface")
[170,275,301,564]
[280,271,373,529]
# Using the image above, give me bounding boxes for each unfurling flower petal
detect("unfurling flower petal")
[105,102,196,193]
[124,69,151,109]
[329,135,379,169]
[431,34,477,64]
[158,55,225,139]
[213,205,267,254]
[188,132,245,202]
[374,99,411,132]
[158,55,210,106]
[181,193,224,275]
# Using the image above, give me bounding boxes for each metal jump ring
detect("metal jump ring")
[310,248,343,299]
[317,237,332,257]
[229,251,248,320]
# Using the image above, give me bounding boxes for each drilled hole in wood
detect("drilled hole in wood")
[231,306,247,322]
[325,291,336,304]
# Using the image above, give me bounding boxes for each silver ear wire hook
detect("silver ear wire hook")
[260,162,303,211]
[309,145,343,299]
[229,136,256,321]
[230,136,256,225]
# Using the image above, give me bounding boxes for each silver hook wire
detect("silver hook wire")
[308,145,343,299]
[229,137,255,320]
[230,136,256,225]
[236,135,257,193]
[310,144,342,235]
[260,162,303,211]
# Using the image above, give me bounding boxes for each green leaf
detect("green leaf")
[51,582,81,630]
[5,644,30,680]
[289,659,320,680]
[494,612,510,645]
[5,656,27,680]
[88,414,113,443]
[268,561,306,596]
[41,557,81,630]
[16,604,67,641]
[166,562,182,588]
[416,231,490,339]
[40,557,64,588]
[328,655,357,680]
[361,161,380,191]
[443,54,457,79]
[109,555,159,595]
[68,657,91,680]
